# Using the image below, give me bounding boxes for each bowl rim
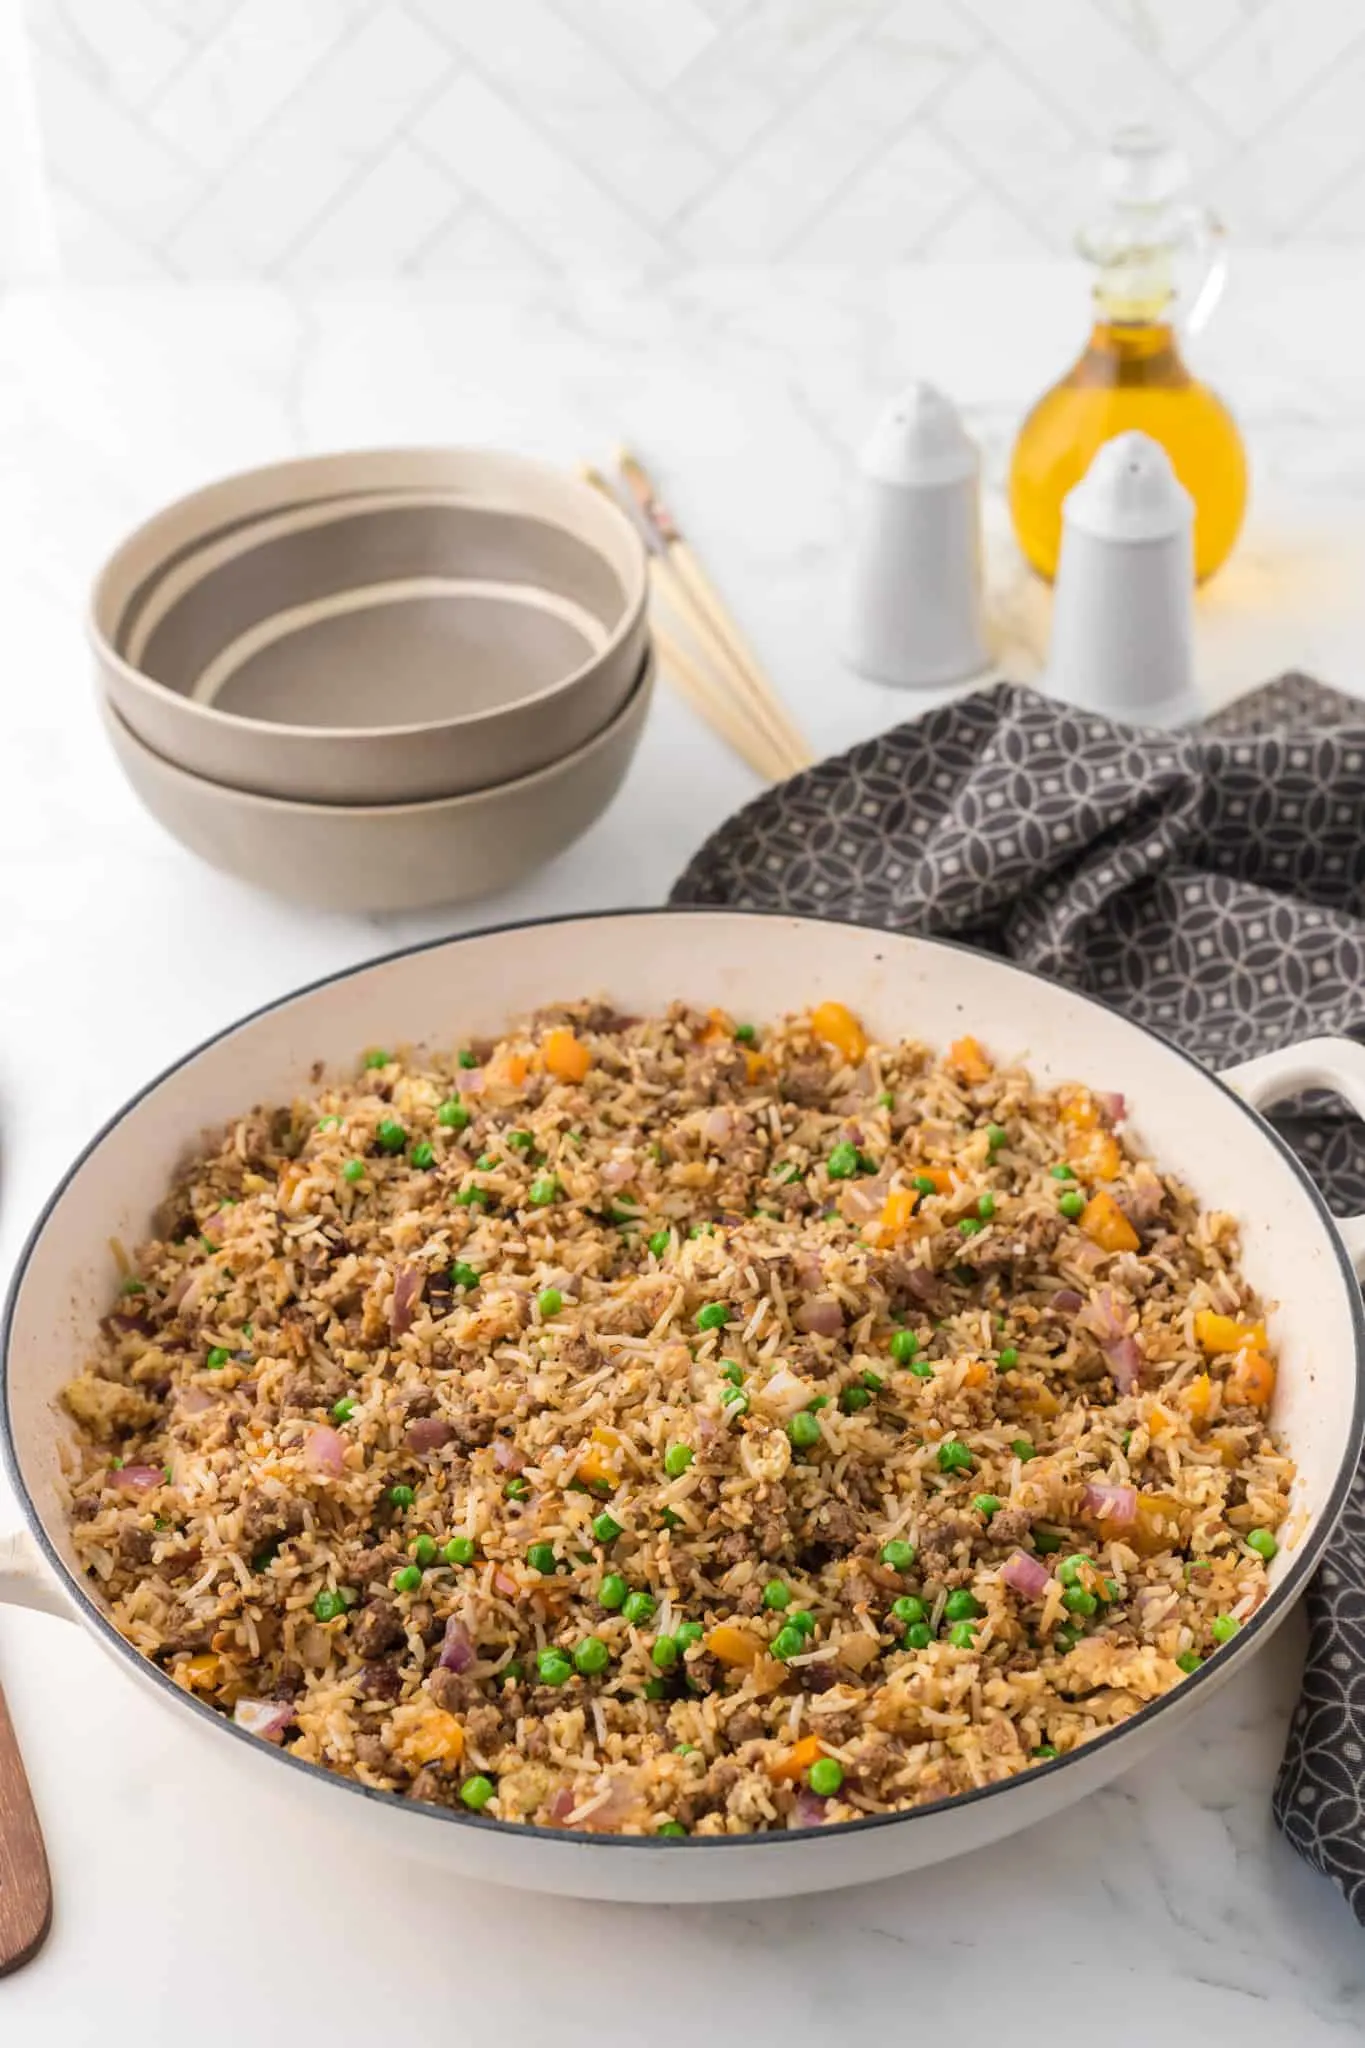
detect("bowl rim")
[4,906,1359,1856]
[100,645,656,819]
[88,448,651,745]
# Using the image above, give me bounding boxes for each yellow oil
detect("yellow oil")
[1009,316,1247,584]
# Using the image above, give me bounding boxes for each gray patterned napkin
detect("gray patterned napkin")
[672,675,1365,1924]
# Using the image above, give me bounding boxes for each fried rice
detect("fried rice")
[59,999,1291,1835]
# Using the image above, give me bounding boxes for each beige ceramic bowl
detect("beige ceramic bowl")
[101,650,654,913]
[89,450,650,805]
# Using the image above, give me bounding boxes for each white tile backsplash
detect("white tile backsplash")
[14,0,1365,279]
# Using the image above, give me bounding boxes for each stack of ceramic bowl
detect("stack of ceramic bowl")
[89,450,652,913]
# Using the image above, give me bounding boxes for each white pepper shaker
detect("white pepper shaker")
[845,381,990,688]
[1043,430,1198,725]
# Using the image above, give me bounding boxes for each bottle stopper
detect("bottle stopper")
[1043,430,1198,725]
[845,381,990,689]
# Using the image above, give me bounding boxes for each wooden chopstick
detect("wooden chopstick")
[615,447,813,772]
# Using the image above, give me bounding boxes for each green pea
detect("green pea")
[1032,1744,1059,1760]
[598,1573,627,1609]
[1057,1553,1093,1587]
[958,1217,983,1237]
[392,1564,422,1592]
[313,1589,346,1622]
[762,1580,790,1610]
[807,1757,844,1796]
[1063,1587,1098,1616]
[537,1649,573,1687]
[527,1542,557,1576]
[937,1440,973,1473]
[1247,1528,1277,1560]
[1177,1652,1203,1673]
[437,1099,470,1129]
[622,1590,656,1626]
[1050,1163,1076,1180]
[695,1301,729,1331]
[676,1621,704,1649]
[977,1192,996,1220]
[997,1347,1019,1369]
[904,1622,933,1650]
[973,1494,1002,1519]
[880,1539,915,1572]
[460,1775,495,1810]
[652,1635,679,1671]
[891,1596,926,1625]
[648,1230,671,1257]
[592,1511,622,1544]
[664,1443,694,1477]
[363,1050,390,1069]
[1059,1190,1086,1219]
[331,1396,356,1422]
[1211,1614,1239,1644]
[504,1477,529,1500]
[444,1536,475,1566]
[389,1484,415,1508]
[789,1609,816,1637]
[947,1620,977,1648]
[987,1124,1007,1150]
[537,1287,563,1317]
[718,1360,744,1386]
[788,1411,821,1449]
[376,1119,407,1154]
[574,1636,610,1676]
[770,1624,806,1662]
[528,1175,560,1206]
[943,1589,982,1622]
[206,1346,231,1369]
[451,1262,480,1291]
[826,1141,861,1180]
[840,1385,871,1412]
[890,1329,919,1363]
[658,1819,688,1835]
[458,1049,479,1069]
[410,1142,435,1170]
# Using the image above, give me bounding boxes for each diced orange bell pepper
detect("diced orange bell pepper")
[1080,1191,1139,1254]
[576,1425,622,1490]
[768,1734,826,1783]
[810,1002,868,1066]
[879,1188,920,1236]
[705,1623,763,1667]
[542,1027,592,1083]
[1178,1372,1214,1427]
[1227,1350,1276,1410]
[1194,1310,1267,1355]
[949,1036,992,1085]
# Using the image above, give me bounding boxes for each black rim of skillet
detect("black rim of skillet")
[4,905,1362,1854]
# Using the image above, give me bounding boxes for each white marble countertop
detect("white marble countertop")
[3,256,1365,2040]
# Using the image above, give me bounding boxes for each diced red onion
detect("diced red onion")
[112,1463,163,1493]
[304,1425,346,1478]
[1098,1092,1127,1125]
[1049,1288,1084,1314]
[390,1265,425,1338]
[1103,1334,1145,1396]
[405,1416,454,1454]
[795,1295,844,1338]
[493,1437,525,1473]
[1002,1548,1052,1598]
[455,1067,485,1097]
[233,1698,293,1743]
[438,1617,475,1673]
[791,1788,829,1828]
[1081,1482,1137,1525]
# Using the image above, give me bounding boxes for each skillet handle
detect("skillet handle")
[1222,1036,1365,1277]
[0,1529,77,1623]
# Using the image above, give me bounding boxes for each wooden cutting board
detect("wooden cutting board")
[0,1680,51,1974]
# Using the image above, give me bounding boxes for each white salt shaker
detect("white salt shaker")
[845,381,990,688]
[1044,430,1198,725]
